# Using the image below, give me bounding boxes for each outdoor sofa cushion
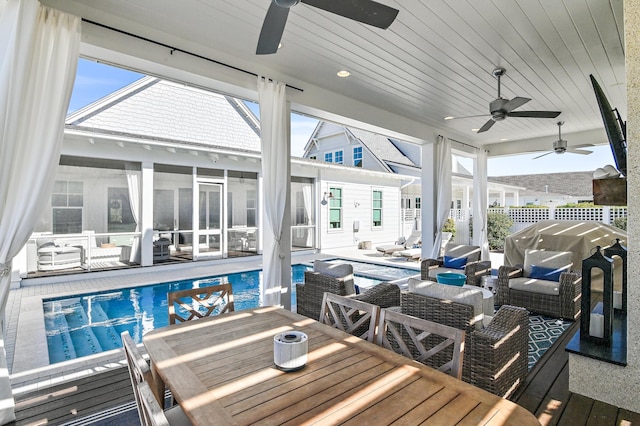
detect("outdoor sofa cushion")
[523,249,572,278]
[408,278,484,329]
[508,277,560,296]
[313,260,356,294]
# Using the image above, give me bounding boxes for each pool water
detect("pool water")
[43,260,418,364]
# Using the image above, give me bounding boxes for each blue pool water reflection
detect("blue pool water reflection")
[43,261,418,364]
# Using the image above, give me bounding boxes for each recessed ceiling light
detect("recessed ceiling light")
[500,138,508,141]
[278,42,282,49]
[337,70,351,78]
[444,116,454,120]
[471,128,479,132]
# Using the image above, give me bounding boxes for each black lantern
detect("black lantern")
[580,246,614,345]
[604,238,627,313]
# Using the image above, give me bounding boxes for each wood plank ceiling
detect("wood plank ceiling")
[44,0,625,155]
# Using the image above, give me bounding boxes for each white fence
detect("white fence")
[420,207,628,245]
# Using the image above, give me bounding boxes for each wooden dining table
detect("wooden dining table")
[143,306,540,425]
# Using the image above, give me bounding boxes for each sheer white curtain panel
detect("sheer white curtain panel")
[257,76,289,306]
[473,149,490,260]
[430,136,452,259]
[0,1,80,422]
[126,165,141,263]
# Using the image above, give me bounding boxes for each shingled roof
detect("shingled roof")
[489,172,594,197]
[66,76,261,152]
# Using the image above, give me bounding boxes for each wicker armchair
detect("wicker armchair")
[421,243,492,287]
[399,291,529,398]
[496,249,581,320]
[297,270,355,320]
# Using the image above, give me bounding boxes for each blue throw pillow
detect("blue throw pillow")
[443,255,467,269]
[529,264,564,282]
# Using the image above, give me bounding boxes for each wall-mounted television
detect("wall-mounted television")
[590,74,627,177]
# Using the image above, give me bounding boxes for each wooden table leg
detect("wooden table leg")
[149,361,166,407]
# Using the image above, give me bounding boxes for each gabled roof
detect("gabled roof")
[66,76,261,153]
[489,172,594,197]
[346,127,418,171]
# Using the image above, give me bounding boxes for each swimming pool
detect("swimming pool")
[43,260,418,364]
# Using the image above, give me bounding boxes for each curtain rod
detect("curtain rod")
[440,135,485,151]
[82,18,304,93]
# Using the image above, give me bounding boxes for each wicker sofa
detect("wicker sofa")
[421,243,492,287]
[397,280,529,398]
[496,249,582,320]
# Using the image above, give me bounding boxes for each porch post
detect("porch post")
[140,162,154,266]
[421,142,436,258]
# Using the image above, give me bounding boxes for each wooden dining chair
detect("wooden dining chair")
[168,283,234,324]
[121,331,191,426]
[319,292,380,342]
[376,308,465,379]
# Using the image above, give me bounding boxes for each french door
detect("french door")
[193,182,223,259]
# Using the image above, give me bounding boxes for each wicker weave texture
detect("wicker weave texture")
[497,265,581,320]
[420,258,491,287]
[399,291,529,398]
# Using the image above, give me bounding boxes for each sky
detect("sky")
[69,59,617,176]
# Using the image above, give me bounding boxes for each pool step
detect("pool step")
[43,301,77,363]
[85,301,122,352]
[59,299,104,358]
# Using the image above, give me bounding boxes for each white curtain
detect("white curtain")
[257,76,288,306]
[473,149,490,260]
[0,1,80,422]
[302,184,312,246]
[430,136,452,258]
[126,165,141,263]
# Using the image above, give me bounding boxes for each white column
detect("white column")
[421,142,436,258]
[140,162,154,266]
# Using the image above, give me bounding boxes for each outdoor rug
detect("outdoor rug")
[528,314,572,370]
[61,315,573,425]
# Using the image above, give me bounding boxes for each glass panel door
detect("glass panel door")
[194,183,223,259]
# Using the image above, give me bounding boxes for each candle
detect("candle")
[613,291,622,309]
[589,313,604,338]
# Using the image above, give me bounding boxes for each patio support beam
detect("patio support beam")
[141,162,154,266]
[420,142,436,258]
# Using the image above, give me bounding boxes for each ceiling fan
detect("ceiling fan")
[448,67,561,133]
[533,121,593,159]
[256,0,399,55]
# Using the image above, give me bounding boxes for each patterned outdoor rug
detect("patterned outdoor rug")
[62,315,573,425]
[528,314,572,370]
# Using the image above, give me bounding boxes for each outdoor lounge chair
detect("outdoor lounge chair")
[421,243,491,287]
[296,259,400,320]
[397,282,529,398]
[496,249,581,320]
[376,231,421,256]
[398,232,452,261]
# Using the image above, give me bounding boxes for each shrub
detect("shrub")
[487,212,513,250]
[443,217,456,238]
[556,202,596,208]
[613,217,627,231]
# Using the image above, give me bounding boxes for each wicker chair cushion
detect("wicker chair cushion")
[314,260,355,294]
[523,249,572,277]
[408,278,484,329]
[508,277,560,296]
[443,244,481,263]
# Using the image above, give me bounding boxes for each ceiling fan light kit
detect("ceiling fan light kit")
[257,0,400,55]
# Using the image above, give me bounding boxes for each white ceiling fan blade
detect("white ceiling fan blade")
[566,148,593,155]
[533,151,553,159]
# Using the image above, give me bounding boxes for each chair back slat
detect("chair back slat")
[138,381,171,426]
[168,283,234,324]
[319,293,380,342]
[122,331,158,426]
[377,308,465,379]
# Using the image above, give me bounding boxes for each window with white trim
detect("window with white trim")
[334,150,344,164]
[353,146,362,167]
[329,187,342,229]
[52,180,83,234]
[372,190,383,227]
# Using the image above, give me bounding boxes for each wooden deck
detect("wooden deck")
[10,320,640,425]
